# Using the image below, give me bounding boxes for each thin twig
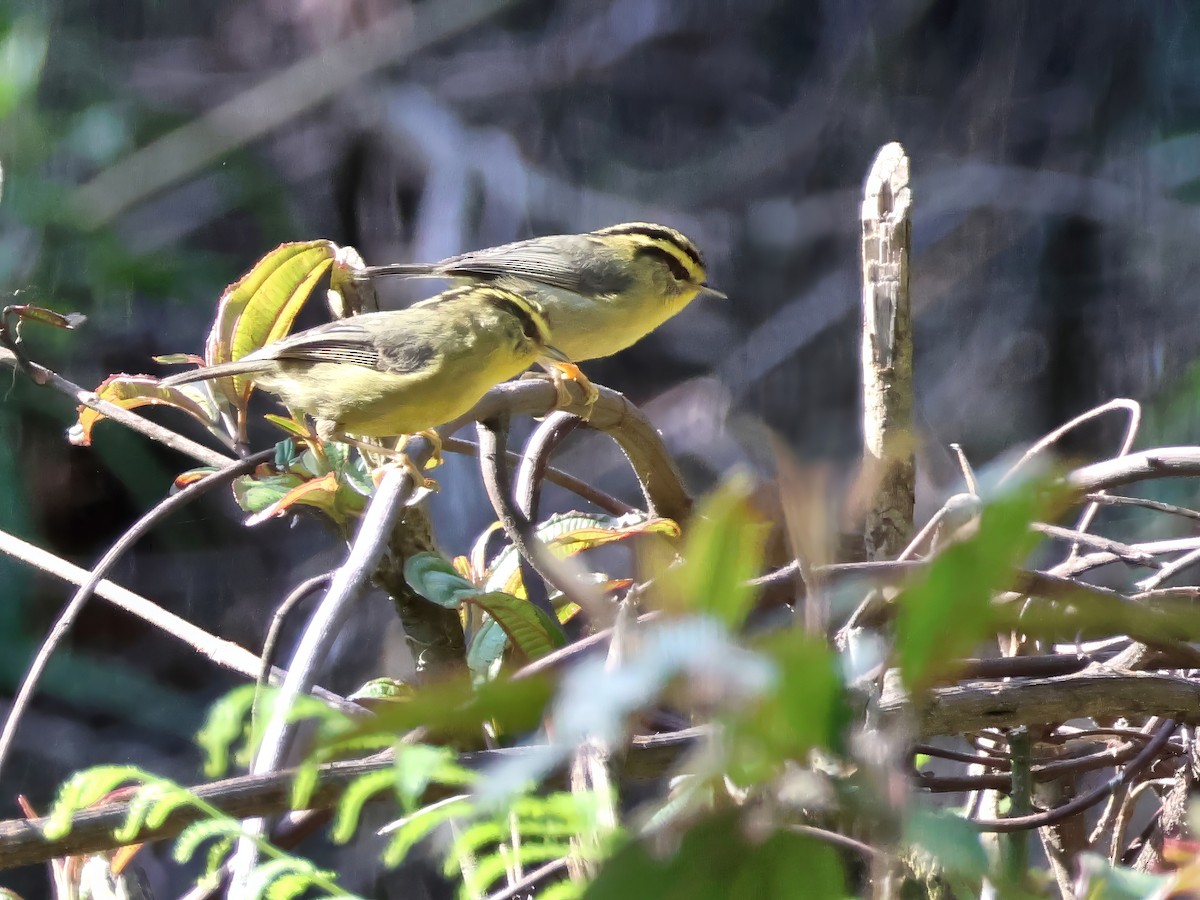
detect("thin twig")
[514,411,584,520]
[254,572,334,726]
[232,462,425,887]
[972,720,1176,834]
[474,417,569,630]
[1031,523,1161,568]
[484,858,569,900]
[1082,493,1200,523]
[444,379,692,523]
[0,348,234,468]
[0,449,274,785]
[443,434,632,516]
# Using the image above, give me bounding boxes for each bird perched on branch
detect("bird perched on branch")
[160,284,565,484]
[358,222,724,404]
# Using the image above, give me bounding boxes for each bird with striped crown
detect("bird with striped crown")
[159,284,566,486]
[358,223,724,406]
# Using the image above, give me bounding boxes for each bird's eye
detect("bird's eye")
[635,245,691,282]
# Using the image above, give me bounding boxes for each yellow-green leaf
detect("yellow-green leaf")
[466,591,567,663]
[70,375,221,446]
[204,240,337,402]
[242,471,351,526]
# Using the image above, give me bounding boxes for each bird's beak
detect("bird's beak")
[696,284,727,301]
[542,344,572,362]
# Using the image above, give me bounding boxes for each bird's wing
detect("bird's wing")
[267,318,439,374]
[434,235,631,296]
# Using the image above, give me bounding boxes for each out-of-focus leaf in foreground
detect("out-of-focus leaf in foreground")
[587,812,844,900]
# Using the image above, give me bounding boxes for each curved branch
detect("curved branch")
[444,380,692,523]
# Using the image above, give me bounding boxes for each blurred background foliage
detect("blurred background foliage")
[6,0,1200,892]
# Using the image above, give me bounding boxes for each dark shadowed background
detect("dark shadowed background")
[3,0,1200,895]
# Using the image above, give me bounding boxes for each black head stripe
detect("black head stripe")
[594,223,705,269]
[487,291,543,343]
[634,243,691,281]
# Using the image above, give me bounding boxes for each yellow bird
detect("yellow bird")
[160,284,563,482]
[359,223,724,403]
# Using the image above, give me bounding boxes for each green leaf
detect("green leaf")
[195,684,259,778]
[896,482,1059,690]
[347,677,413,705]
[730,633,847,783]
[587,812,844,900]
[332,672,554,749]
[233,471,305,515]
[484,512,679,597]
[1076,853,1172,899]
[404,552,481,608]
[662,473,768,629]
[904,806,988,879]
[43,765,144,840]
[466,618,509,681]
[466,591,567,663]
[330,769,396,844]
[0,17,48,119]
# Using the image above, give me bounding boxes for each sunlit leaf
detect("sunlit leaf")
[243,472,342,526]
[6,304,85,329]
[346,678,414,705]
[71,374,221,446]
[484,511,675,597]
[661,473,768,629]
[895,481,1060,690]
[263,413,314,440]
[204,240,337,403]
[152,353,205,367]
[173,467,218,490]
[466,591,567,662]
[232,471,305,516]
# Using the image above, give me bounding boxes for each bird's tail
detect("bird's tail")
[160,358,274,387]
[354,263,440,280]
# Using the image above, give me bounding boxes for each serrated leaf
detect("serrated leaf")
[466,591,566,663]
[72,374,221,446]
[205,241,337,403]
[405,552,482,608]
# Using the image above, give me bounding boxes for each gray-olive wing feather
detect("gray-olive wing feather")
[433,235,633,297]
[266,316,439,374]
